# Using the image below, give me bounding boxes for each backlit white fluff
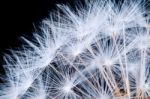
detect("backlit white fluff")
[0,0,150,99]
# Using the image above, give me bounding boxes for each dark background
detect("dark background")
[0,0,76,52]
[0,0,77,74]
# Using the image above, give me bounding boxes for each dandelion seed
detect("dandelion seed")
[0,0,150,99]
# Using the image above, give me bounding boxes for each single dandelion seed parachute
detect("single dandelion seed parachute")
[0,0,150,99]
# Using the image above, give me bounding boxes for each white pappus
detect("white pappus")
[0,0,150,99]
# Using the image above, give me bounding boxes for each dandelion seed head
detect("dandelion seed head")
[94,55,113,68]
[1,0,150,99]
[63,85,71,93]
[144,83,150,90]
[62,81,73,93]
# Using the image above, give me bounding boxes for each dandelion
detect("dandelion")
[0,0,150,99]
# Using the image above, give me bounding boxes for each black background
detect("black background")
[0,0,77,75]
[0,0,76,52]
